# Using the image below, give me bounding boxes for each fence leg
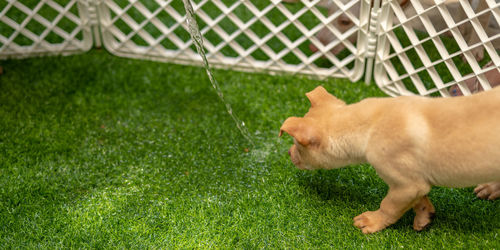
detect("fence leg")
[88,0,102,48]
[364,0,382,85]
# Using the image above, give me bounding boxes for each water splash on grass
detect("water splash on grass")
[182,0,254,146]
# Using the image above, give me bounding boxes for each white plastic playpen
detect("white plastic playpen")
[1,0,499,97]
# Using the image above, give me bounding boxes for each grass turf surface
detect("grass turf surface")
[0,50,499,248]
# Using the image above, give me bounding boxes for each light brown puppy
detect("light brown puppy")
[280,86,500,233]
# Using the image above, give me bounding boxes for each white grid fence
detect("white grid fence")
[96,0,370,81]
[0,0,94,58]
[374,0,500,96]
[1,0,499,97]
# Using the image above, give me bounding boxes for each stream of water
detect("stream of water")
[182,0,254,146]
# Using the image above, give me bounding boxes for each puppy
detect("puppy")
[282,0,500,60]
[279,86,500,233]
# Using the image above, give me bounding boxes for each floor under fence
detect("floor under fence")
[1,0,499,97]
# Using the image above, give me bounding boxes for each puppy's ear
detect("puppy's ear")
[306,86,345,108]
[279,117,318,146]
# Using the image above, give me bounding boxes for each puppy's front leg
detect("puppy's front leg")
[353,185,430,234]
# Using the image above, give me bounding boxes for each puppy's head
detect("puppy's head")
[279,86,346,170]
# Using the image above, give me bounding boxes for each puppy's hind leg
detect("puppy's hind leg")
[412,195,436,231]
[474,182,500,200]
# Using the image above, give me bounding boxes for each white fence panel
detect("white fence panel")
[0,0,94,59]
[373,0,500,96]
[96,0,370,81]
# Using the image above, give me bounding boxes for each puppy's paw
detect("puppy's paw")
[353,211,390,234]
[474,182,500,200]
[413,197,435,231]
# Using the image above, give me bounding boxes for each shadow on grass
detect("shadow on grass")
[296,165,386,204]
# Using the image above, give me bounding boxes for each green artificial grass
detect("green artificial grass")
[0,50,499,248]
